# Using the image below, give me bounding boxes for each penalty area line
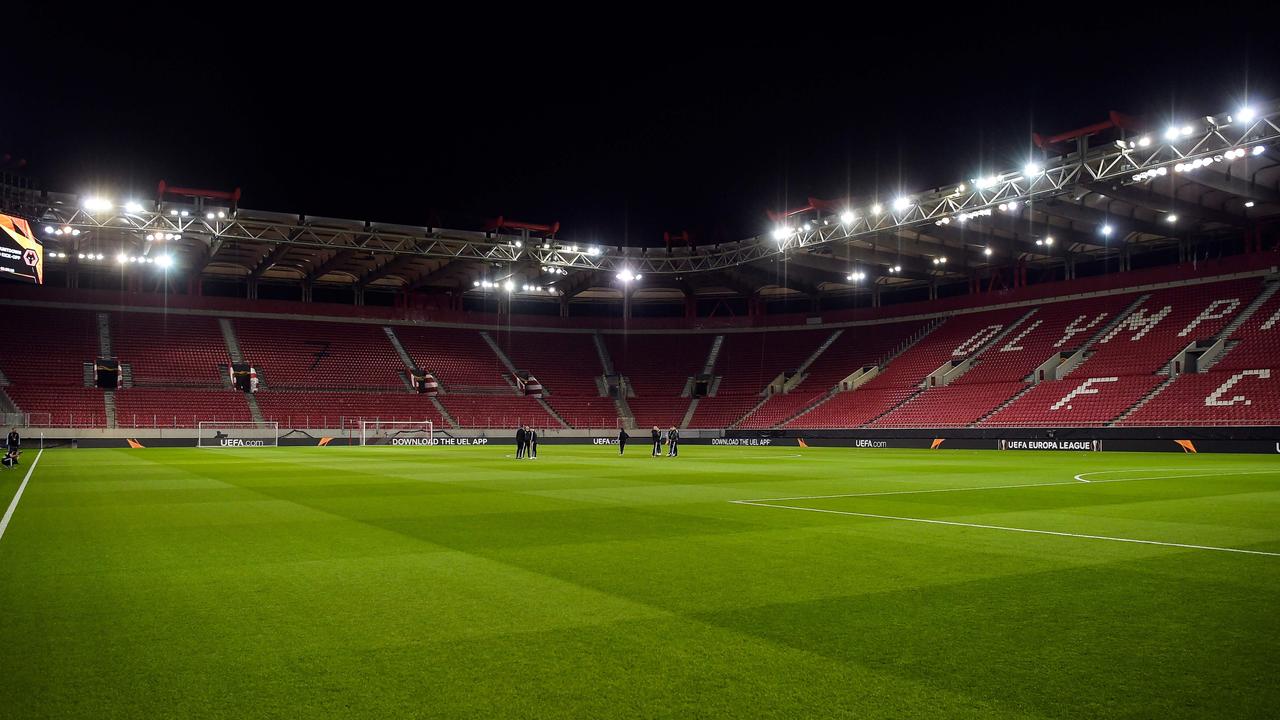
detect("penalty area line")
[0,448,44,546]
[731,499,1280,558]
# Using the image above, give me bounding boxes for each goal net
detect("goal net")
[197,421,280,448]
[360,420,435,446]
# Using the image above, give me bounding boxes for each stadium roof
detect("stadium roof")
[6,100,1278,306]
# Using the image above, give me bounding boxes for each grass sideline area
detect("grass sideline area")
[0,445,1277,718]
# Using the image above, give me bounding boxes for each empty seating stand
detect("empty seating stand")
[605,333,711,428]
[112,312,229,386]
[1,273,1269,431]
[790,308,1026,429]
[0,308,106,426]
[497,330,615,427]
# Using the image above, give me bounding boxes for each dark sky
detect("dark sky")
[5,9,1279,247]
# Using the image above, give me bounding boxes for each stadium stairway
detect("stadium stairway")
[218,318,265,424]
[1193,279,1280,372]
[431,397,460,428]
[97,312,113,356]
[1110,375,1177,425]
[383,326,418,372]
[775,319,943,429]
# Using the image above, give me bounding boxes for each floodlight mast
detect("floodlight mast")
[7,101,1277,276]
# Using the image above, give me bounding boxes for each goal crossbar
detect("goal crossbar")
[197,421,280,448]
[359,420,435,446]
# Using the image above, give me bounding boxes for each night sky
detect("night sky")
[5,10,1278,248]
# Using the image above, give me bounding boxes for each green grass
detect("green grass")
[1,445,1277,719]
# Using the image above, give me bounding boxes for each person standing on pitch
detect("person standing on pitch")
[651,426,661,457]
[617,427,629,455]
[6,427,19,456]
[528,426,538,459]
[515,425,526,459]
[667,426,679,457]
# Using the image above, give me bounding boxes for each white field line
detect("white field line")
[732,500,1280,558]
[731,469,1280,558]
[0,448,43,545]
[737,470,1280,504]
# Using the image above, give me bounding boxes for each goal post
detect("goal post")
[197,421,280,448]
[360,420,435,446]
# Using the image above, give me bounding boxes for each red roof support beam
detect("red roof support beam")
[1032,111,1140,150]
[483,216,560,237]
[157,180,242,208]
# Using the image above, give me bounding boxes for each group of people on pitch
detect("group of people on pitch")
[513,425,538,459]
[615,426,679,457]
[2,428,21,470]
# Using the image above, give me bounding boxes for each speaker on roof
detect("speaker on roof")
[94,357,120,390]
[410,368,439,396]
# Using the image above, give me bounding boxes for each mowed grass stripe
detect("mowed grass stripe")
[1,445,1277,719]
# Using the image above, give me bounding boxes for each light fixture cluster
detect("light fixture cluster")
[1171,145,1265,175]
[846,271,866,281]
[931,257,948,266]
[541,266,569,275]
[1131,166,1168,182]
[49,252,109,260]
[204,210,228,220]
[1121,136,1154,150]
[952,208,993,224]
[472,279,556,294]
[145,232,182,241]
[116,253,173,267]
[615,269,642,282]
[997,201,1019,213]
[43,225,81,237]
[1034,237,1055,247]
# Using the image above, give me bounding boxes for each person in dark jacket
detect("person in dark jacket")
[651,426,661,457]
[617,428,629,455]
[528,427,538,459]
[515,426,526,459]
[667,426,679,457]
[6,428,19,454]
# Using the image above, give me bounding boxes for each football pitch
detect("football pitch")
[1,444,1277,719]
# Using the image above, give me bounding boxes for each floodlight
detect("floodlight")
[893,197,911,212]
[871,203,883,215]
[840,210,855,224]
[616,269,635,282]
[82,197,112,212]
[1237,107,1256,123]
[1024,162,1042,176]
[1101,224,1113,236]
[155,255,173,268]
[1166,214,1178,223]
[983,247,993,256]
[1137,136,1151,147]
[771,226,791,241]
